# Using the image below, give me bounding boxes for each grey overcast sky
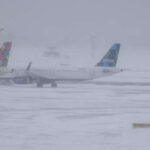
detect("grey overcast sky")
[0,0,150,47]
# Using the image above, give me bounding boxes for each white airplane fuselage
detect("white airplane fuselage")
[27,66,121,82]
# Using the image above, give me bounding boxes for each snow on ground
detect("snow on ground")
[0,70,150,150]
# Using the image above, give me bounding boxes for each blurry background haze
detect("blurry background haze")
[0,0,150,68]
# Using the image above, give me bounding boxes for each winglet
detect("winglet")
[26,62,32,71]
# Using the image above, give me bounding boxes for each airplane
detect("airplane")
[11,43,122,87]
[0,41,12,76]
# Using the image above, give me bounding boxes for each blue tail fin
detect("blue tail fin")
[96,43,120,67]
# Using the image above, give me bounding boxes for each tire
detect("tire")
[36,79,43,88]
[51,82,57,88]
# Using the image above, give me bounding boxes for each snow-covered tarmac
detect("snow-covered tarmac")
[0,70,150,150]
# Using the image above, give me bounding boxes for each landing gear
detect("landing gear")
[37,82,43,88]
[35,78,58,88]
[51,81,57,88]
[36,79,43,88]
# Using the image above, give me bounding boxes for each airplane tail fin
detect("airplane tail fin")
[96,43,120,67]
[0,41,12,67]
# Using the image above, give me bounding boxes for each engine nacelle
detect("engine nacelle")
[13,76,33,84]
